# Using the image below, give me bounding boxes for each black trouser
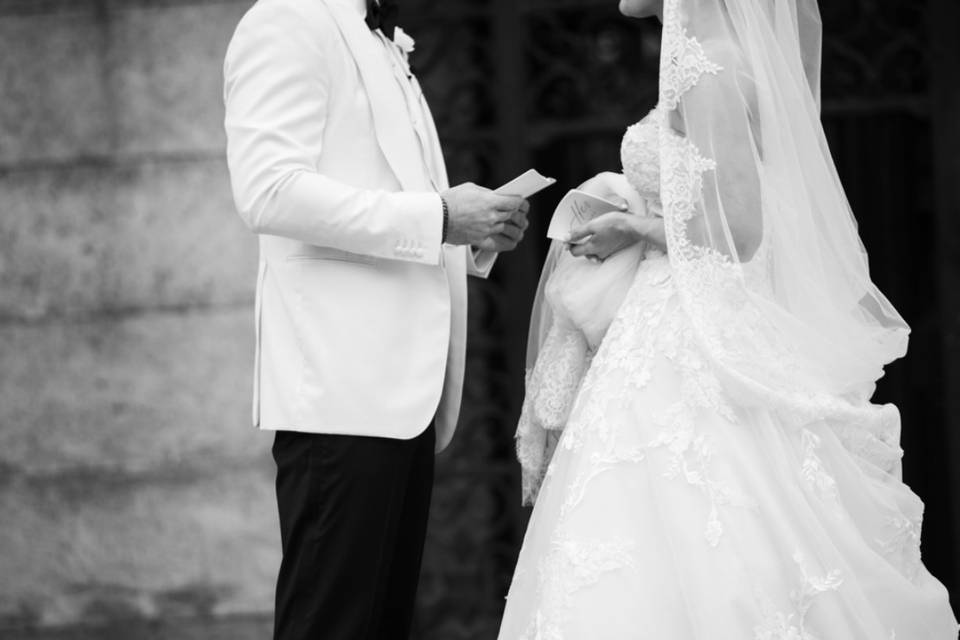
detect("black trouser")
[272,424,435,640]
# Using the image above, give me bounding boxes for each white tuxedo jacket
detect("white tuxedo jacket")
[224,0,492,452]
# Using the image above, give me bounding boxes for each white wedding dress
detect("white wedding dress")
[497,109,959,639]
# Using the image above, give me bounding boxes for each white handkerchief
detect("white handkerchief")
[547,190,624,241]
[495,169,557,198]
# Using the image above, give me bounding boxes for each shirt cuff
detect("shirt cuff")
[467,247,497,278]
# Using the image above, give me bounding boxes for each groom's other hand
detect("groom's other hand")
[477,200,530,252]
[442,183,529,252]
[486,200,531,252]
[491,200,531,251]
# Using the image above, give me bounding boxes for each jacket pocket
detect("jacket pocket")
[285,247,376,267]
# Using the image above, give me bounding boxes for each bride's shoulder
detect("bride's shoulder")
[687,37,758,104]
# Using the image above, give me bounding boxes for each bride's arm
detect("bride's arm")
[568,213,664,261]
[570,46,763,264]
[566,172,660,260]
[673,45,763,261]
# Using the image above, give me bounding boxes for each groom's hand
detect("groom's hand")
[476,202,530,253]
[443,183,529,252]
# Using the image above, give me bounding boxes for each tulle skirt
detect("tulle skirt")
[499,255,958,639]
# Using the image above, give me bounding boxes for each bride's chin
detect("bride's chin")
[618,1,649,18]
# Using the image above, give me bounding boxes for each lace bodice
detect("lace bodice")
[620,110,662,204]
[622,107,772,288]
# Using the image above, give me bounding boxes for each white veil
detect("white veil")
[517,0,910,505]
[657,0,908,419]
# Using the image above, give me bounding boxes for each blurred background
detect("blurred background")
[0,0,957,638]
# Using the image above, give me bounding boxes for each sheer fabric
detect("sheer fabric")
[518,0,914,507]
[658,0,908,411]
[503,0,959,637]
[520,172,656,504]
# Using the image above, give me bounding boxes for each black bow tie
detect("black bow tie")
[365,0,399,40]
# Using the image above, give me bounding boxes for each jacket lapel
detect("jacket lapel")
[322,0,424,192]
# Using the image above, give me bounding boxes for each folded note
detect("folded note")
[495,169,557,198]
[547,190,625,241]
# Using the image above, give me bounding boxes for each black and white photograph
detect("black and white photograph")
[1,0,958,638]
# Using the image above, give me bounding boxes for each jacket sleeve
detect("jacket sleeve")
[223,2,443,265]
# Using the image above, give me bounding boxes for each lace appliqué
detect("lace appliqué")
[517,322,593,505]
[754,552,843,640]
[660,130,716,239]
[521,538,637,640]
[532,324,591,429]
[621,113,662,202]
[877,513,923,582]
[559,446,648,520]
[660,0,722,110]
[557,258,754,546]
[649,399,754,547]
[832,404,903,476]
[799,429,839,504]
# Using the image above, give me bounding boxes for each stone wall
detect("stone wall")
[0,0,279,632]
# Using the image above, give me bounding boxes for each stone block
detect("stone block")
[110,2,248,155]
[0,159,257,319]
[0,7,113,165]
[5,615,273,640]
[0,466,279,627]
[0,1,251,165]
[107,159,257,311]
[0,164,109,318]
[0,307,278,628]
[0,308,261,475]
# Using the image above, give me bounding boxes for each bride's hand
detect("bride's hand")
[568,213,666,261]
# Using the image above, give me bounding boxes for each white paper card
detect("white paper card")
[547,189,624,241]
[495,169,557,198]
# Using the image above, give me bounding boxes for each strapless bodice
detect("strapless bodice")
[620,108,772,285]
[621,111,661,203]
